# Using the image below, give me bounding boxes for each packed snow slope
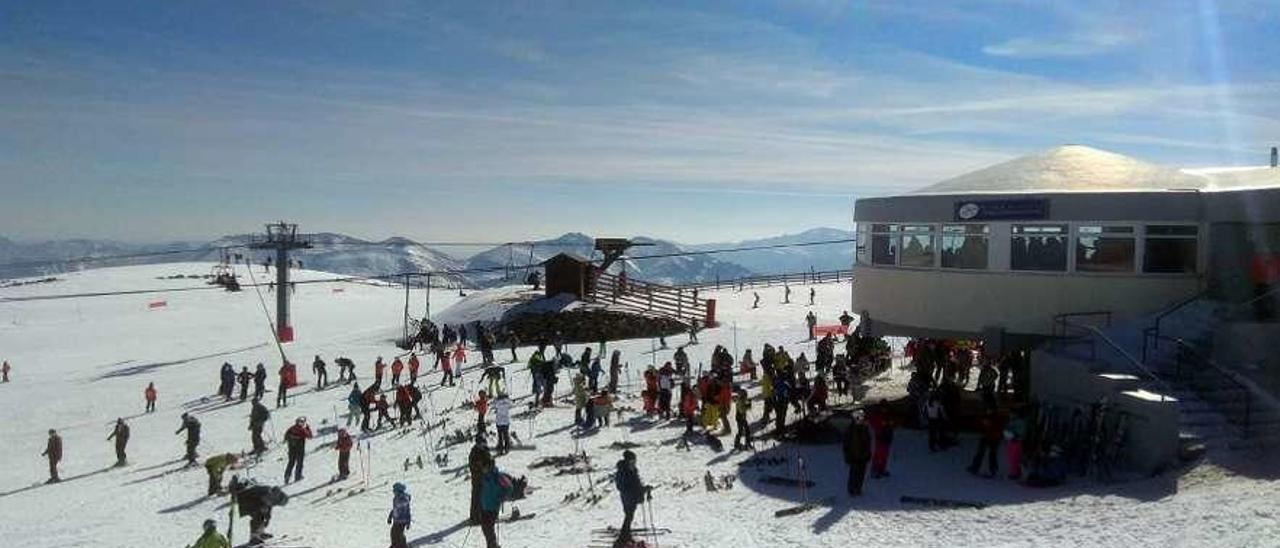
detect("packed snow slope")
[1,264,1278,548]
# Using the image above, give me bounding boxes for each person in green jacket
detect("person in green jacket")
[187,519,229,548]
[205,453,239,496]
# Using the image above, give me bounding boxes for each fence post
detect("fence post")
[676,289,683,320]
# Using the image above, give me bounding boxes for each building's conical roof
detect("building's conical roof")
[912,145,1208,194]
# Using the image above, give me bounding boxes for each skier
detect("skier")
[228,476,289,546]
[752,291,760,309]
[809,286,816,306]
[474,390,489,434]
[772,375,791,438]
[391,356,404,386]
[408,383,424,421]
[374,356,387,386]
[479,460,513,548]
[468,437,494,525]
[614,450,650,545]
[439,348,455,387]
[275,363,290,408]
[42,429,62,483]
[679,380,698,435]
[493,392,512,455]
[784,284,791,304]
[588,357,603,393]
[608,350,622,394]
[107,417,130,466]
[145,382,158,413]
[335,428,353,479]
[388,482,412,548]
[283,417,313,484]
[2,359,10,382]
[249,399,270,454]
[572,374,588,426]
[805,311,818,340]
[219,363,236,401]
[188,518,230,548]
[237,366,252,401]
[842,413,872,496]
[176,413,201,465]
[408,352,421,384]
[205,453,239,495]
[312,355,328,389]
[452,343,467,368]
[253,363,267,401]
[657,362,674,419]
[375,394,393,430]
[732,388,753,450]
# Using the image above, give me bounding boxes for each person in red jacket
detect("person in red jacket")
[283,417,313,484]
[717,380,733,434]
[679,381,698,435]
[968,408,1005,477]
[375,395,393,430]
[407,353,421,384]
[391,357,405,386]
[374,357,387,387]
[808,376,830,415]
[395,385,413,427]
[334,428,353,479]
[642,367,658,415]
[144,382,158,413]
[867,400,895,478]
[475,390,489,434]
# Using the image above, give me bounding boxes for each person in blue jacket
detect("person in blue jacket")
[479,462,513,548]
[387,482,412,548]
[614,450,651,544]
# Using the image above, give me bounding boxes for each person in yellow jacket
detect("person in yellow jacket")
[187,519,229,548]
[204,453,239,496]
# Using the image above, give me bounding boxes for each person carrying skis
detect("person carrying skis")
[252,363,267,401]
[205,453,239,495]
[145,382,158,413]
[107,417,130,466]
[391,356,404,386]
[249,400,270,454]
[228,476,289,547]
[177,413,201,465]
[283,417,313,484]
[408,352,421,384]
[842,413,872,496]
[335,428,353,479]
[188,518,230,548]
[479,460,513,548]
[387,482,412,548]
[312,355,328,389]
[493,393,512,455]
[614,450,650,545]
[237,367,252,401]
[42,429,62,483]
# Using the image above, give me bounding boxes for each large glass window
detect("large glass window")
[898,224,935,267]
[941,224,988,269]
[1076,225,1135,272]
[870,224,897,265]
[1011,224,1068,271]
[1144,225,1198,273]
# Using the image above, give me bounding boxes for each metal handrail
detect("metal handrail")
[1148,334,1252,437]
[1051,310,1112,338]
[1058,319,1176,402]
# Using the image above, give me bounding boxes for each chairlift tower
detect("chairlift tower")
[249,222,311,342]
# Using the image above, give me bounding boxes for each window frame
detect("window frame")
[940,223,990,270]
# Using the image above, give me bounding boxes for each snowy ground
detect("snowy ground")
[1,263,1278,548]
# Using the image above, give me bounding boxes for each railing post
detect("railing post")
[676,288,683,320]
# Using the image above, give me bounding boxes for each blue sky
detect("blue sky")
[1,0,1277,243]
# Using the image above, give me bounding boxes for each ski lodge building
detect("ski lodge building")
[852,145,1280,467]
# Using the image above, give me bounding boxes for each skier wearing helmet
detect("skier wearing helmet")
[188,518,229,548]
[387,482,412,548]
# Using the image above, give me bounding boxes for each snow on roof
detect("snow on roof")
[909,145,1280,195]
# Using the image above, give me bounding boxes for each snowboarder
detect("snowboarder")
[188,518,230,548]
[252,363,267,401]
[1,360,10,382]
[493,393,512,455]
[312,355,328,389]
[842,414,872,496]
[614,450,650,545]
[249,400,270,454]
[468,437,494,525]
[144,382,158,413]
[388,482,412,548]
[335,428,353,479]
[205,453,238,495]
[228,476,288,546]
[176,413,201,465]
[391,356,404,386]
[283,417,313,484]
[237,367,252,401]
[107,417,130,466]
[479,460,513,548]
[42,429,62,483]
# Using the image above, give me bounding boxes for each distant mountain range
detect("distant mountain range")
[0,228,853,286]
